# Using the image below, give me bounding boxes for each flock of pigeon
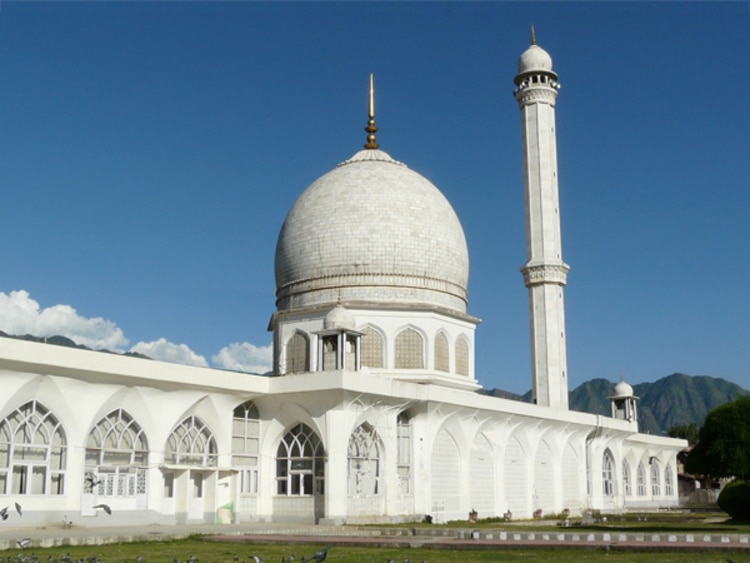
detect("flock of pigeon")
[0,546,340,563]
[1,504,421,563]
[0,504,23,522]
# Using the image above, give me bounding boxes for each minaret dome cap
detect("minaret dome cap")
[324,303,356,331]
[612,377,635,399]
[517,44,555,76]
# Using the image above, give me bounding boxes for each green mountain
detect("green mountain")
[482,373,748,436]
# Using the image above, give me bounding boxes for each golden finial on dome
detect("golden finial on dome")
[531,24,536,45]
[364,73,379,150]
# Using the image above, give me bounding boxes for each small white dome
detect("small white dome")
[518,44,555,75]
[275,148,470,313]
[324,305,356,331]
[613,379,635,398]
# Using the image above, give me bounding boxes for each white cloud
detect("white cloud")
[213,342,273,374]
[0,290,128,351]
[1,289,272,374]
[130,338,209,368]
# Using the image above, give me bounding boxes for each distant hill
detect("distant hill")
[0,330,151,359]
[482,373,748,436]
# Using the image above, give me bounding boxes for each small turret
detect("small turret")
[609,374,639,425]
[316,303,362,371]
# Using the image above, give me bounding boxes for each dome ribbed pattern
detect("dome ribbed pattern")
[275,149,469,313]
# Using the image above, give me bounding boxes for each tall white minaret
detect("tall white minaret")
[514,29,570,409]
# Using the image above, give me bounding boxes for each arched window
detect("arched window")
[455,336,470,376]
[165,415,217,467]
[395,328,424,369]
[276,424,324,496]
[602,449,615,497]
[636,462,646,497]
[361,327,384,368]
[286,332,309,374]
[664,463,674,496]
[650,459,661,496]
[232,402,260,494]
[434,332,449,372]
[396,412,412,495]
[622,459,632,497]
[347,424,381,496]
[85,409,148,497]
[0,400,66,495]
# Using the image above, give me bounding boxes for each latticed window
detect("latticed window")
[85,409,148,497]
[347,424,381,496]
[636,462,646,496]
[434,332,449,372]
[286,333,309,374]
[276,424,324,496]
[622,460,632,497]
[0,400,66,495]
[232,401,260,494]
[165,415,217,466]
[396,412,412,495]
[455,337,470,376]
[650,460,661,496]
[602,449,615,497]
[395,328,424,369]
[360,327,384,368]
[664,463,674,496]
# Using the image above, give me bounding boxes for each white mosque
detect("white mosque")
[0,37,684,527]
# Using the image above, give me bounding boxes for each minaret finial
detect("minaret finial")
[364,73,379,150]
[531,24,536,45]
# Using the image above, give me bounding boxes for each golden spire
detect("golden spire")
[531,24,536,45]
[364,73,379,150]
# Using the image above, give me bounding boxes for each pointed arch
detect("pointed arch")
[276,423,324,496]
[396,411,412,495]
[650,459,661,496]
[360,325,384,368]
[434,331,449,372]
[85,409,148,497]
[602,448,615,497]
[636,461,647,497]
[286,332,310,374]
[534,439,555,512]
[0,400,67,495]
[561,440,581,509]
[622,459,632,497]
[469,432,495,517]
[347,423,382,496]
[233,401,260,494]
[664,462,674,496]
[455,336,470,376]
[165,415,217,467]
[395,327,424,369]
[431,428,460,519]
[504,434,528,516]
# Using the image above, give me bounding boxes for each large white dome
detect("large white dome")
[274,148,470,313]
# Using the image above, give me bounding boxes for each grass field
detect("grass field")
[3,513,750,563]
[2,537,750,563]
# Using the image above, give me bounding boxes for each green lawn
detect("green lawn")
[3,515,749,563]
[2,538,750,563]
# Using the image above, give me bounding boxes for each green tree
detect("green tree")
[685,395,750,480]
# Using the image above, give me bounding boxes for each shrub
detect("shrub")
[717,479,750,521]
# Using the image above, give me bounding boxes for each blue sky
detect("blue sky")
[1,1,748,394]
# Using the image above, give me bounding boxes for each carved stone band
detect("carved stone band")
[521,263,570,286]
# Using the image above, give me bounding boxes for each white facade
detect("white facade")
[0,39,685,528]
